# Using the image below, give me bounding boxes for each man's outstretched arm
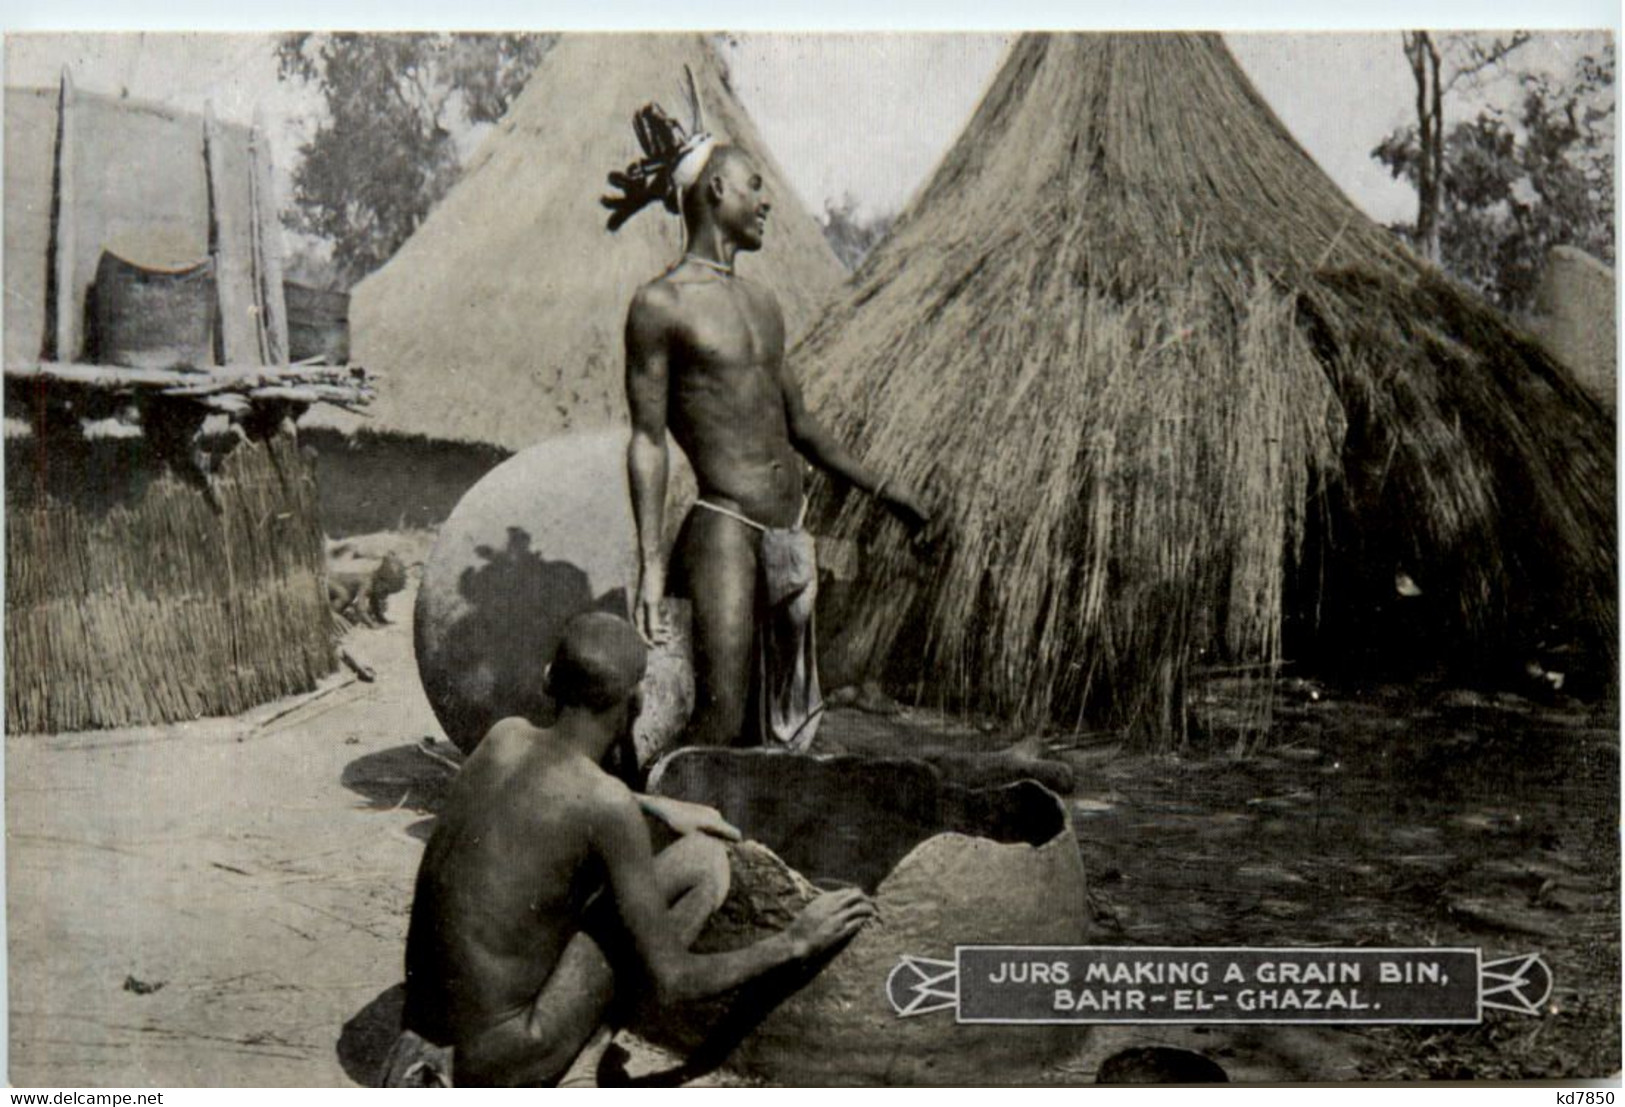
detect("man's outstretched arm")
[777,355,933,531]
[625,287,673,643]
[637,794,742,842]
[591,784,873,1005]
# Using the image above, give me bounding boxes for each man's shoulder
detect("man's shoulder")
[630,273,685,317]
[579,765,637,813]
[732,272,777,297]
[467,729,632,822]
[735,275,786,320]
[496,737,631,809]
[480,715,543,748]
[565,767,642,845]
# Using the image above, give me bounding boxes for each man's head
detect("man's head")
[681,144,771,252]
[545,611,648,718]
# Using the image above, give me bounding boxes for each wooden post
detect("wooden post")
[51,67,80,363]
[204,103,260,366]
[203,103,223,365]
[248,109,289,365]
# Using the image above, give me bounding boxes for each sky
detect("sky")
[3,30,1614,234]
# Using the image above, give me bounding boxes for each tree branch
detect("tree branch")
[1443,31,1532,94]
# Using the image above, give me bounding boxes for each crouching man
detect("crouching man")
[380,611,874,1087]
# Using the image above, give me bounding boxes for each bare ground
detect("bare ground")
[7,564,1619,1085]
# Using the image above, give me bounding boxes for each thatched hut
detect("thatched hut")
[799,34,1616,745]
[4,78,369,733]
[306,32,845,535]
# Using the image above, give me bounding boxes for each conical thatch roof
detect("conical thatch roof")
[347,33,844,451]
[801,33,1615,742]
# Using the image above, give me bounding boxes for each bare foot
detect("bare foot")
[595,1042,633,1087]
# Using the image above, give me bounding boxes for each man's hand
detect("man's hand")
[880,483,949,557]
[881,483,930,531]
[636,566,669,645]
[786,888,878,959]
[640,795,742,842]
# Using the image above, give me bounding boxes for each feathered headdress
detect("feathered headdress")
[602,66,719,232]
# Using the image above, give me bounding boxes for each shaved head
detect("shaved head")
[681,144,766,239]
[704,144,752,176]
[546,612,648,712]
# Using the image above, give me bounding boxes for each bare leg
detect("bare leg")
[558,833,731,1086]
[453,834,731,1086]
[675,510,759,747]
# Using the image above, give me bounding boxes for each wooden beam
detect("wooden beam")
[248,110,290,365]
[3,362,375,410]
[50,68,81,363]
[6,361,368,388]
[204,102,260,367]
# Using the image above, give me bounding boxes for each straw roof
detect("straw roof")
[346,33,845,451]
[800,33,1616,742]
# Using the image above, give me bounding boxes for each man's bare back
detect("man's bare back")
[396,613,875,1087]
[404,720,613,1045]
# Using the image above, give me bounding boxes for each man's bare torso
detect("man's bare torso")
[403,725,614,1045]
[654,268,804,528]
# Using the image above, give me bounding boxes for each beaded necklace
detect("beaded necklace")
[682,253,734,278]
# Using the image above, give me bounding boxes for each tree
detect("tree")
[1374,35,1614,311]
[817,193,894,271]
[1379,32,1531,263]
[276,33,553,288]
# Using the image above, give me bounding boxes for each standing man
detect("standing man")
[383,612,874,1087]
[604,99,934,751]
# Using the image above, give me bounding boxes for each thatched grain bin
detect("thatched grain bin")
[800,34,1616,745]
[635,748,1089,1085]
[413,431,696,761]
[3,78,364,734]
[305,33,844,536]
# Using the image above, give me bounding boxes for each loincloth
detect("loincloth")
[692,498,824,751]
[377,1027,455,1087]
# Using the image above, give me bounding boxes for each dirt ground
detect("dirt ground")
[7,554,1619,1086]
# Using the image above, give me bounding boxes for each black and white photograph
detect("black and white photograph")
[1,15,1618,1089]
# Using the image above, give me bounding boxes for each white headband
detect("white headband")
[670,134,718,195]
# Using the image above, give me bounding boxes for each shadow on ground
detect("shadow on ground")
[341,743,460,841]
[337,983,406,1086]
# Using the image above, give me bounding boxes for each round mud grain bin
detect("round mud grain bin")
[414,430,696,762]
[633,748,1091,1085]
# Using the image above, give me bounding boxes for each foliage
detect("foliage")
[817,193,894,271]
[275,33,553,288]
[281,243,343,291]
[1374,36,1614,311]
